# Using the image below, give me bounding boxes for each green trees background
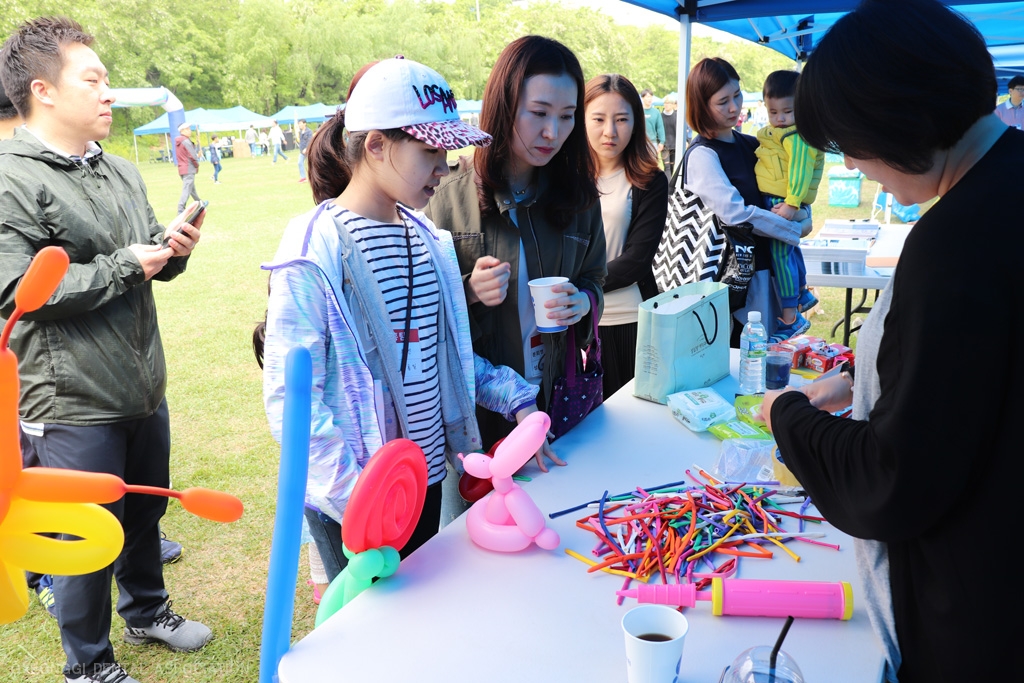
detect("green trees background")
[0,0,794,144]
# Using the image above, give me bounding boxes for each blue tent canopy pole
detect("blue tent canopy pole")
[677,11,692,169]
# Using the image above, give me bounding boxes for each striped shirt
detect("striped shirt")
[337,208,446,483]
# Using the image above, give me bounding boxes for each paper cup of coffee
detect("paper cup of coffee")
[528,276,569,333]
[622,605,688,683]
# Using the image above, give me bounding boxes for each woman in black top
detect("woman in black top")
[583,74,667,398]
[763,1,1024,681]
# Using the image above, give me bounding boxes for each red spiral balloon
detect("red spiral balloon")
[342,439,427,553]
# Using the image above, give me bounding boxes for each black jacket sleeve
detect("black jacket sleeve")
[604,172,668,297]
[769,190,1012,543]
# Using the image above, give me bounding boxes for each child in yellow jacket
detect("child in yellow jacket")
[755,70,825,342]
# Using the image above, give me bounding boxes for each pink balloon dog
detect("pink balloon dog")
[459,411,560,552]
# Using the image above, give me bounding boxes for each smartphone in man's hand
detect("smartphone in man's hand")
[163,200,207,247]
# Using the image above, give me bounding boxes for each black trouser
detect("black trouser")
[21,427,47,591]
[662,148,675,178]
[26,400,171,676]
[304,479,443,583]
[598,322,638,400]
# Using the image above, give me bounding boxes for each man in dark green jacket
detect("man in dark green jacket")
[0,17,208,683]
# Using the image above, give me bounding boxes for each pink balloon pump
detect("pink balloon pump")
[459,411,560,552]
[617,578,854,621]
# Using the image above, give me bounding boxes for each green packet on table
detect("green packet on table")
[734,395,767,427]
[708,419,772,441]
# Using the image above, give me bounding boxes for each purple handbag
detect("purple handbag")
[548,290,603,440]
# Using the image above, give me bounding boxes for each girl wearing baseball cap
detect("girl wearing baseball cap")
[425,36,606,468]
[258,58,550,583]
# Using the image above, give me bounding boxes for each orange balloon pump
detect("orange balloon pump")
[0,247,243,625]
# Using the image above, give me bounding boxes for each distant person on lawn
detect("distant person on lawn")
[269,119,288,163]
[296,118,312,182]
[174,121,202,214]
[996,74,1024,130]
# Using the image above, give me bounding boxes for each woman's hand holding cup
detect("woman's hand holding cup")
[547,281,590,327]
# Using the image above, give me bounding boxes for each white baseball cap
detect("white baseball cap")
[344,57,491,150]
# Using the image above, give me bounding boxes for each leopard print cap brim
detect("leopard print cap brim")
[402,120,492,150]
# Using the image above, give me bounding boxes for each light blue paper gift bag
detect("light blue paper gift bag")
[633,281,730,404]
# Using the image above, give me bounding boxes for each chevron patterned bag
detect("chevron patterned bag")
[652,161,726,293]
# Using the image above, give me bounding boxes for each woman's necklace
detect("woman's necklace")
[511,180,535,203]
[508,167,534,200]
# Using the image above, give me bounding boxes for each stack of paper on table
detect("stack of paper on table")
[816,219,879,241]
[865,225,912,268]
[801,237,871,276]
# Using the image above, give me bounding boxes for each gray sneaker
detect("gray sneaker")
[123,601,213,652]
[65,662,140,683]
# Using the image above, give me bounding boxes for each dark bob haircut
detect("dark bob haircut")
[1008,75,1024,91]
[795,0,996,174]
[686,57,741,140]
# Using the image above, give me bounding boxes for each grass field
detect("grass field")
[0,151,893,682]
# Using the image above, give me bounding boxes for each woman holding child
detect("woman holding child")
[427,35,607,464]
[682,57,804,343]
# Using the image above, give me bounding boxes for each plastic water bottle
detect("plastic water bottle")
[739,311,767,395]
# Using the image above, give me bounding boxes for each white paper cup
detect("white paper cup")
[622,605,689,683]
[527,276,569,333]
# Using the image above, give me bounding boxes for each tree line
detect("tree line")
[1,0,794,145]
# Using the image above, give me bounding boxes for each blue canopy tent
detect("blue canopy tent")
[268,103,343,125]
[132,107,237,165]
[133,106,278,162]
[132,107,236,136]
[617,0,1024,159]
[206,105,275,132]
[455,99,483,114]
[625,1,1024,60]
[991,42,1024,81]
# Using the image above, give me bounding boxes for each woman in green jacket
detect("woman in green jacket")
[427,35,606,470]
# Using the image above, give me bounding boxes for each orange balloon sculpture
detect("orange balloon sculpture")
[0,247,244,624]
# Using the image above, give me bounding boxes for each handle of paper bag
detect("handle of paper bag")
[563,290,600,382]
[692,301,719,346]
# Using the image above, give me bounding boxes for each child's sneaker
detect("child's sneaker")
[160,532,182,565]
[798,288,819,313]
[35,574,57,618]
[770,313,811,343]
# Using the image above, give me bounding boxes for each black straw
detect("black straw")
[768,616,795,683]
